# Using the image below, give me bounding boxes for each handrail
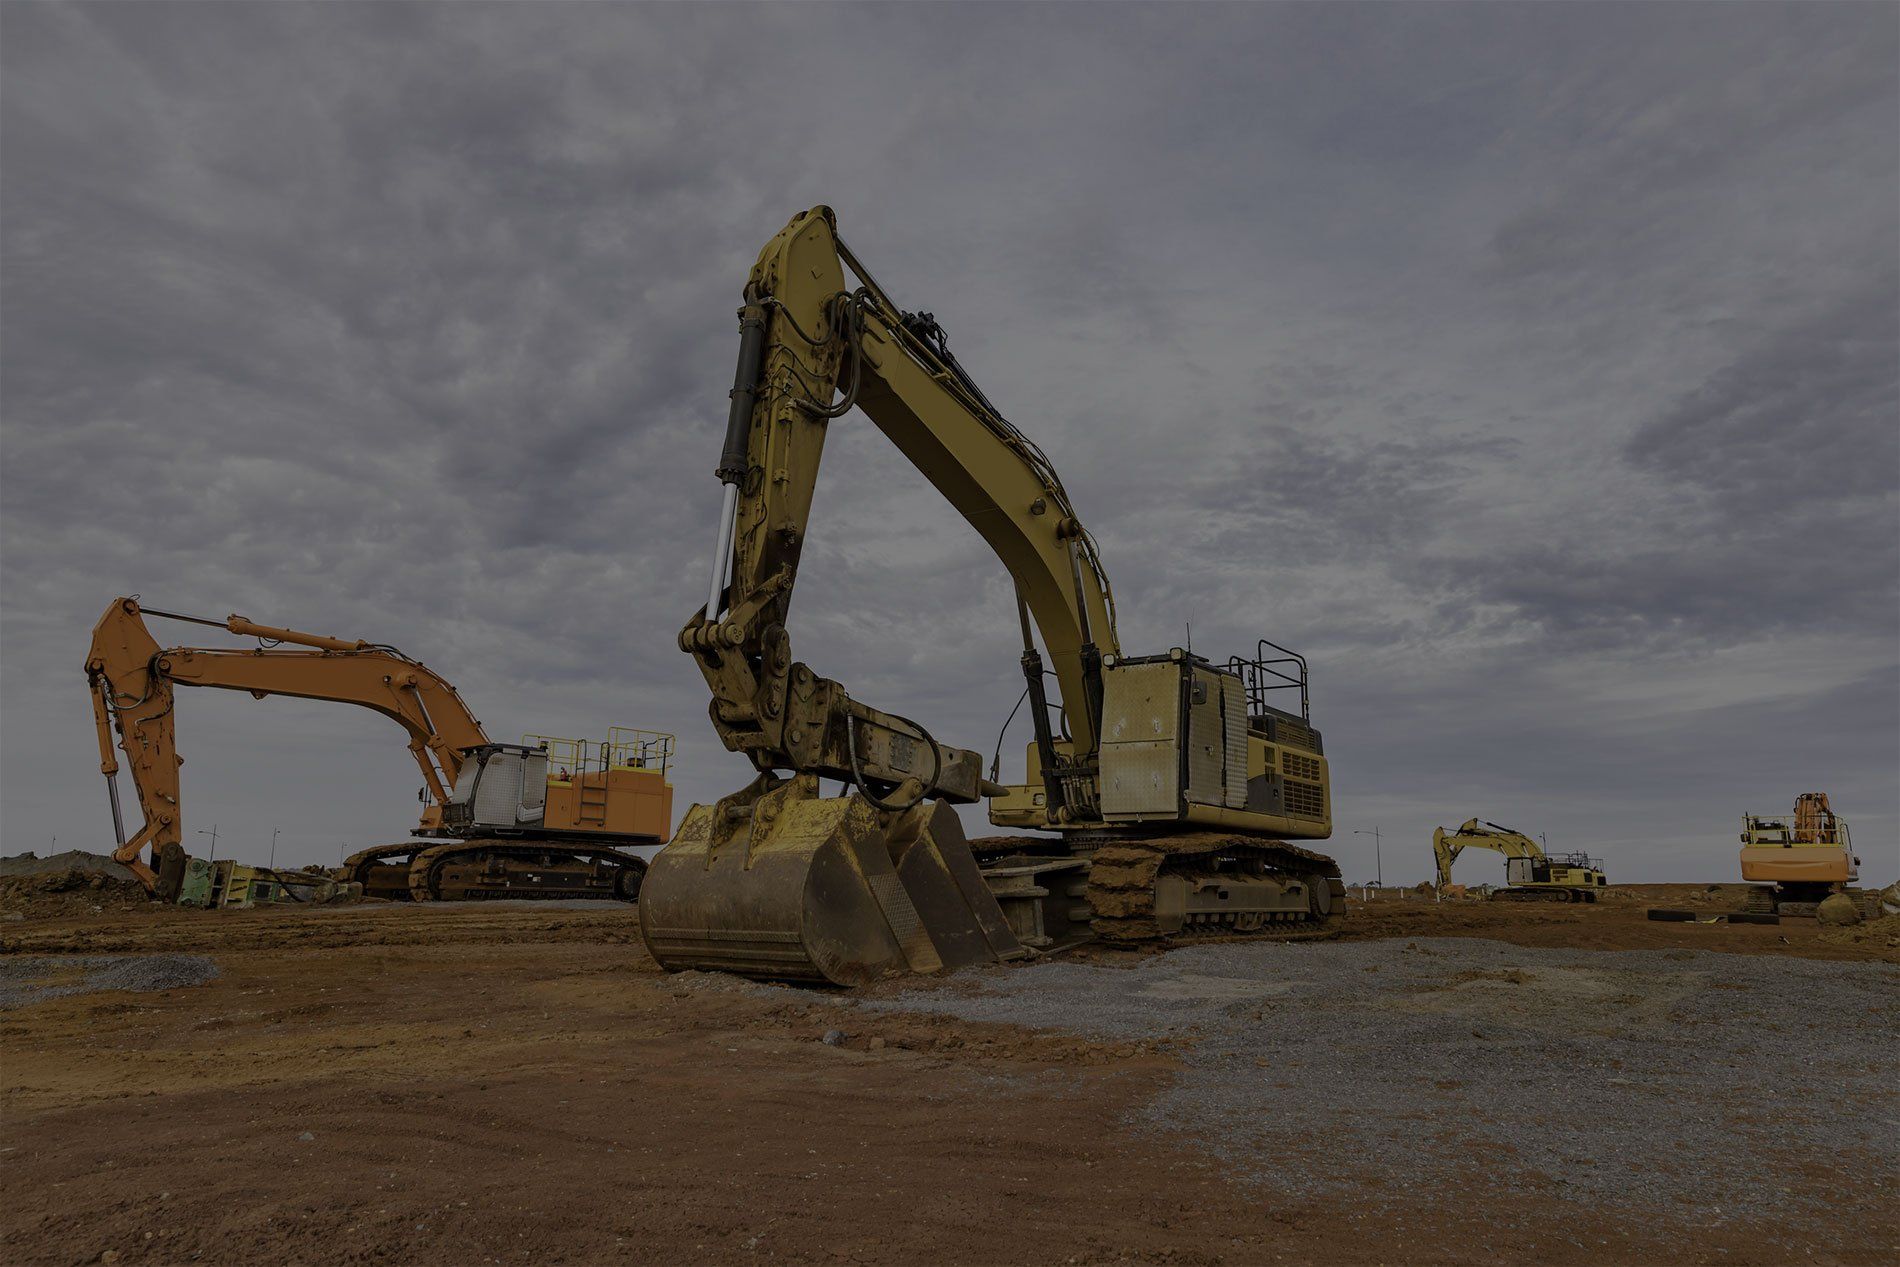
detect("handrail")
[522,728,676,780]
[1226,637,1310,722]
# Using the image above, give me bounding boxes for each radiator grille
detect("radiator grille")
[1270,716,1318,753]
[1284,778,1326,820]
[1281,751,1321,783]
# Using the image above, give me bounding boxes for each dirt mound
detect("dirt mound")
[1817,913,1900,950]
[0,865,151,918]
[1816,892,1863,926]
[0,849,137,881]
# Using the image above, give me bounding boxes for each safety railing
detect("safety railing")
[1743,814,1850,848]
[1548,850,1603,871]
[523,728,676,783]
[607,726,675,776]
[1226,638,1310,722]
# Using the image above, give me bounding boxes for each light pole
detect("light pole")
[196,824,220,863]
[270,828,281,870]
[1353,827,1383,888]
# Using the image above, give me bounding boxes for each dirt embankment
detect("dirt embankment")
[0,850,150,920]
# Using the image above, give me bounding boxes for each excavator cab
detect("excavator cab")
[440,732,674,841]
[441,744,551,832]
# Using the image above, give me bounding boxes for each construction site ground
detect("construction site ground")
[3,883,1895,1266]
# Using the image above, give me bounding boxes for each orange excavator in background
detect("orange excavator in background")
[85,596,673,902]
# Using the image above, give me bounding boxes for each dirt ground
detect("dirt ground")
[2,887,1895,1266]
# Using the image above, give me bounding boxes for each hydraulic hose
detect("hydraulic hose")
[846,711,942,814]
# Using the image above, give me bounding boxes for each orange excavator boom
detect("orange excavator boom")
[84,596,489,888]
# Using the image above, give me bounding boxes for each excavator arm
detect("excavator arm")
[1432,819,1547,888]
[681,206,1116,816]
[84,596,488,889]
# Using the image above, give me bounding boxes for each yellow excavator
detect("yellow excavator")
[1431,819,1607,903]
[639,206,1340,985]
[85,596,673,902]
[1739,793,1860,916]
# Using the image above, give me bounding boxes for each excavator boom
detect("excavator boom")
[682,208,1116,807]
[85,597,489,886]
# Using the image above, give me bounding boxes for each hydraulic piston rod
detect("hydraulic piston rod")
[89,678,128,845]
[705,483,739,621]
[705,292,771,620]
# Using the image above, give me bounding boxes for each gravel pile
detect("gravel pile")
[858,938,1899,1221]
[0,954,220,1009]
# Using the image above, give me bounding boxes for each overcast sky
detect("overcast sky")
[3,2,1895,886]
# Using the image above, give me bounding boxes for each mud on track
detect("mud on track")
[2,891,1894,1266]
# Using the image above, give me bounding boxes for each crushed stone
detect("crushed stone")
[0,954,220,1009]
[856,937,1899,1221]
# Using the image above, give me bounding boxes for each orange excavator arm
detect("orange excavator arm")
[83,596,489,889]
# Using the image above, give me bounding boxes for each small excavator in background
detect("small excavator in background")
[1739,793,1860,917]
[85,596,672,902]
[1432,819,1607,903]
[640,206,1340,986]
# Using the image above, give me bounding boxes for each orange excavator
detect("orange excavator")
[85,596,673,902]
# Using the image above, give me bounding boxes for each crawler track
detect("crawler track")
[343,841,646,902]
[1082,833,1344,945]
[1493,887,1598,904]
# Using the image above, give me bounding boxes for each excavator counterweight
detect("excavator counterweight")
[639,207,1340,985]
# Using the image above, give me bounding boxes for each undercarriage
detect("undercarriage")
[343,839,648,902]
[1492,886,1599,904]
[972,832,1343,947]
[1741,882,1840,919]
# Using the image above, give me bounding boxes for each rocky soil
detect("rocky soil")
[2,889,1894,1265]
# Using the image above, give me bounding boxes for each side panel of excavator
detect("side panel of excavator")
[1001,652,1332,841]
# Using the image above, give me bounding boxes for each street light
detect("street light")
[196,824,220,863]
[270,827,281,870]
[1353,826,1383,888]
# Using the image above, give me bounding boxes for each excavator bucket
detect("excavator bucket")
[638,775,1025,986]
